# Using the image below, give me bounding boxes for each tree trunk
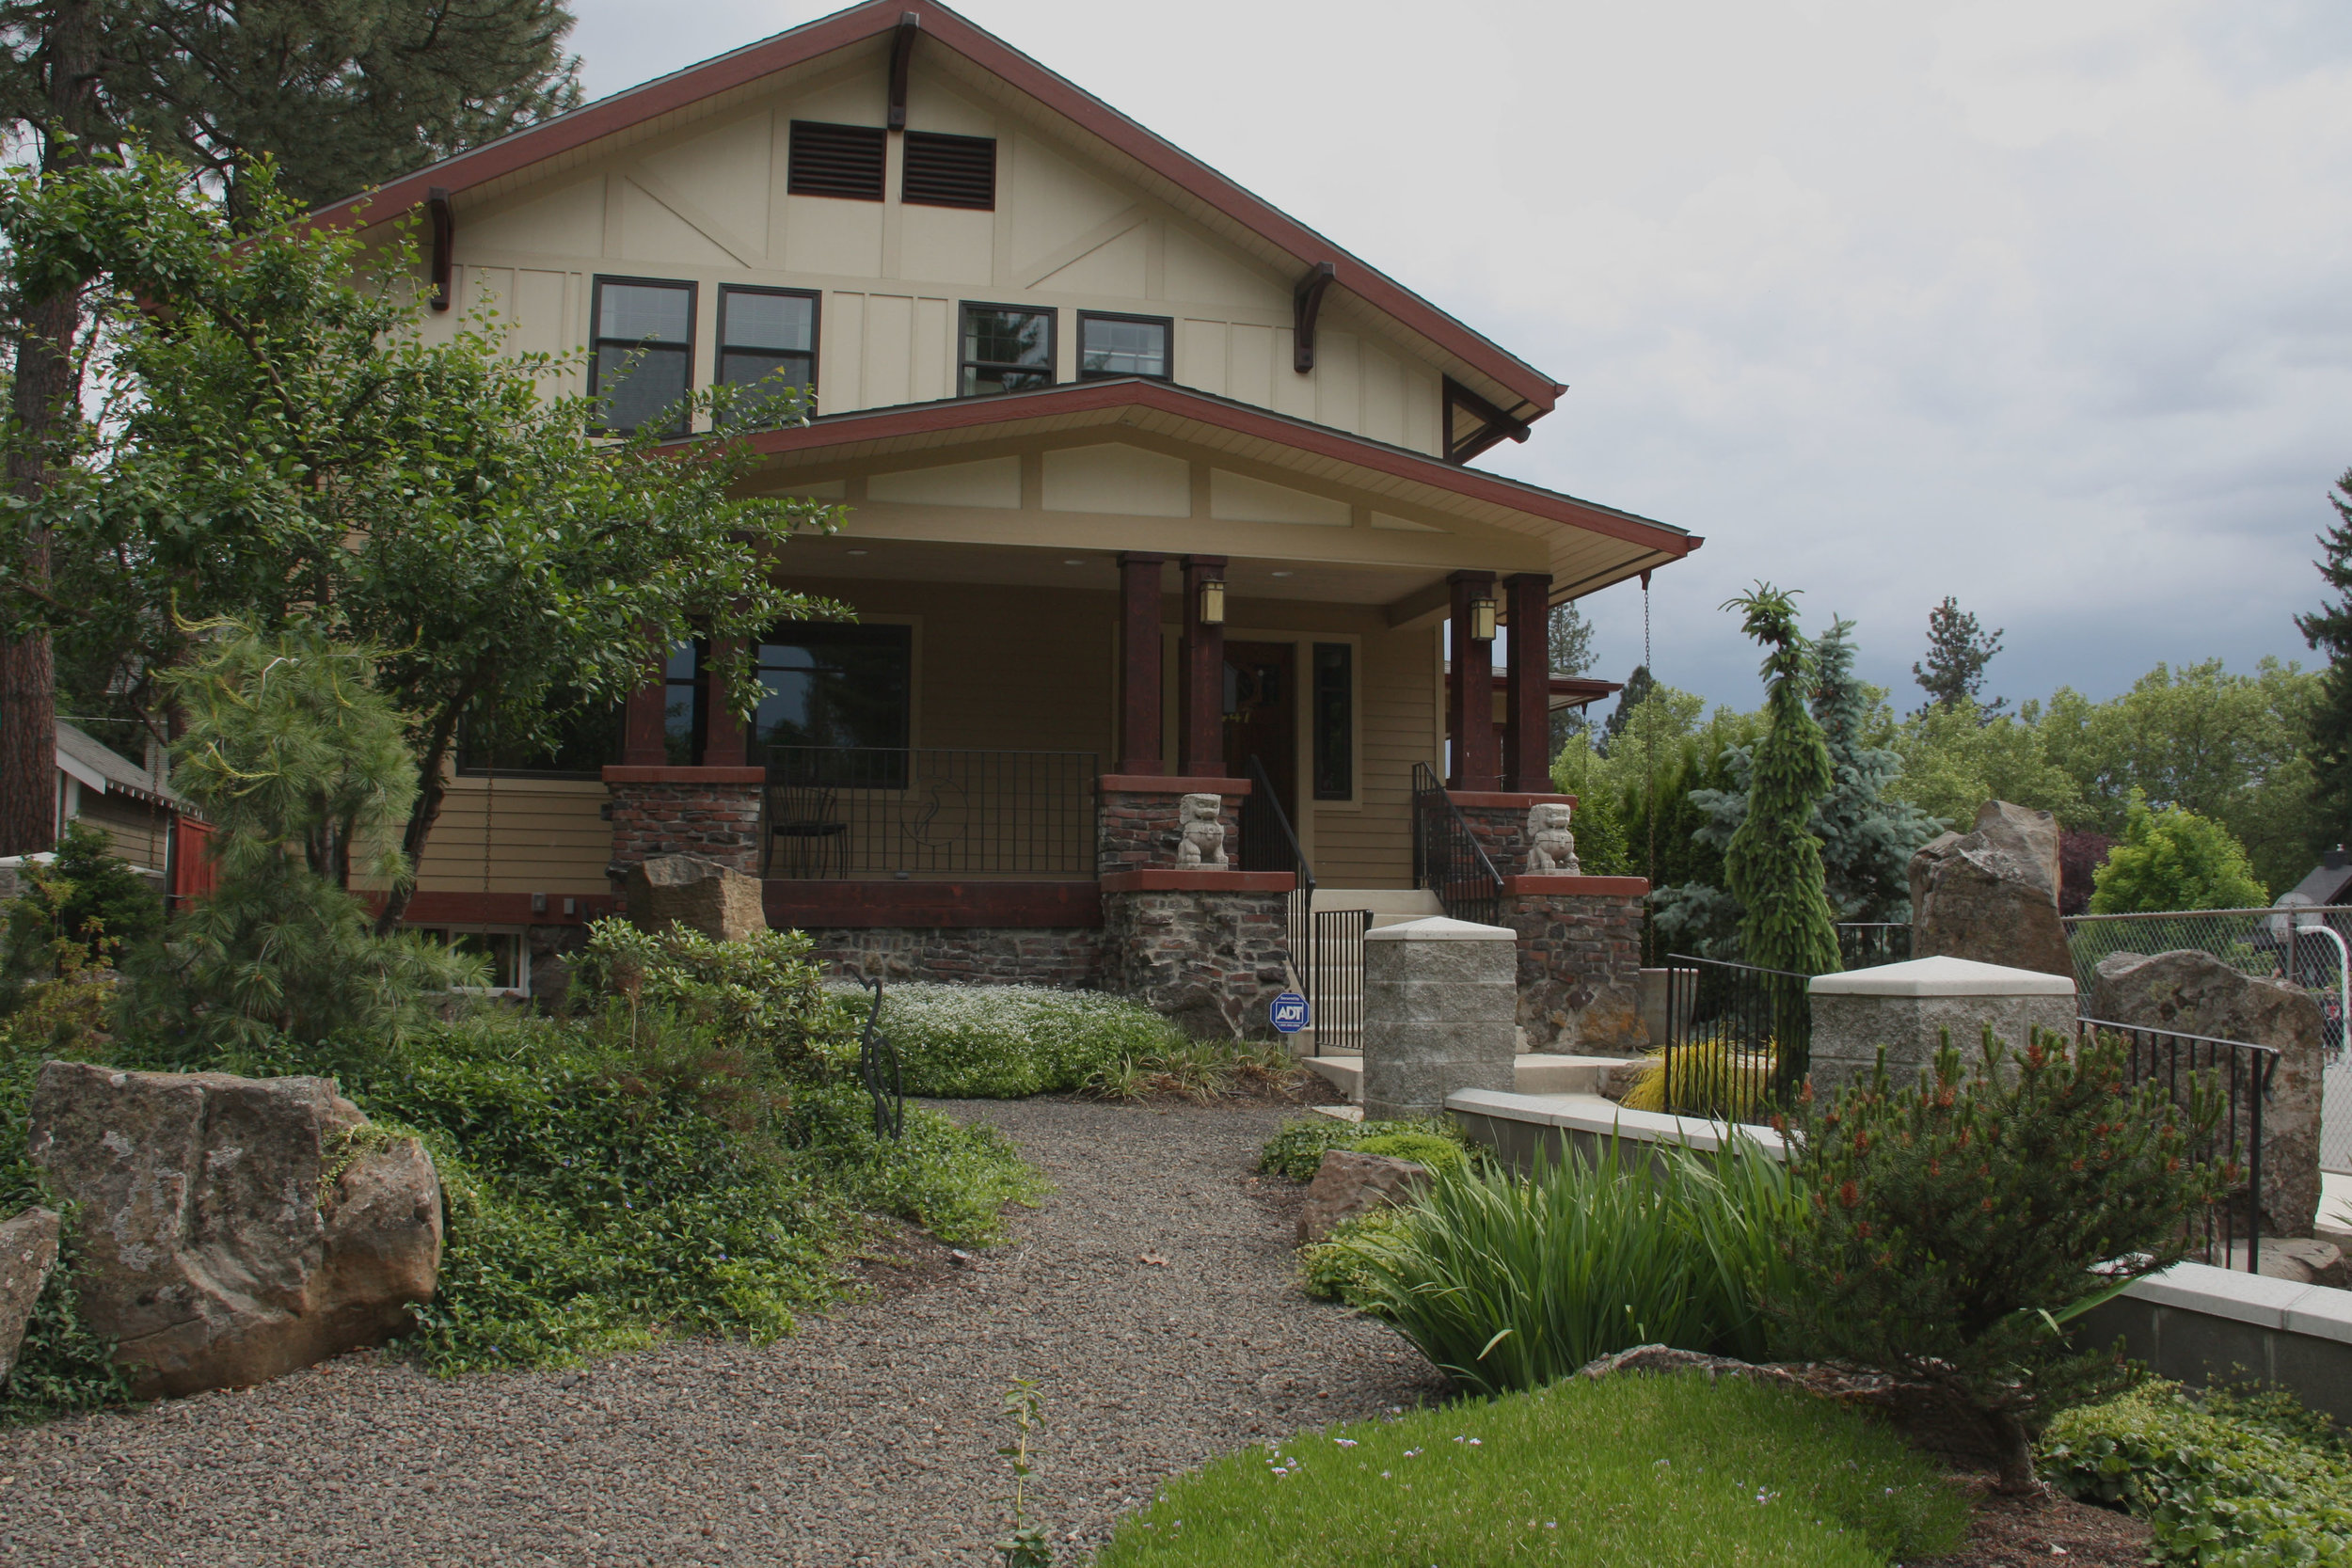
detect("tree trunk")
[0,0,106,857]
[1984,1407,2040,1496]
[373,693,469,933]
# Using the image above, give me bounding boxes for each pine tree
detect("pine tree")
[1723,584,1840,978]
[1597,665,1654,757]
[1547,598,1596,752]
[2297,468,2352,851]
[1913,595,2006,717]
[1811,617,1941,923]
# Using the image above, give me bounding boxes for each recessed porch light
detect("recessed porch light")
[1063,558,1087,565]
[845,548,870,556]
[1270,571,1295,578]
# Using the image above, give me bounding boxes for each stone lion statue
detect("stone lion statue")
[1175,792,1229,867]
[1526,801,1581,874]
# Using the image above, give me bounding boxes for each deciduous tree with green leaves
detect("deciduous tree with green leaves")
[2089,796,2268,913]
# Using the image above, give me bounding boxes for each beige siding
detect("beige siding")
[412,779,611,896]
[73,796,170,873]
[1310,621,1438,890]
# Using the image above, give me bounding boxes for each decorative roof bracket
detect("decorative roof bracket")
[888,12,920,132]
[1292,261,1336,372]
[427,186,453,311]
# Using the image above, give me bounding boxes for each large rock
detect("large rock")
[27,1062,441,1398]
[1910,800,2072,978]
[624,853,767,942]
[0,1206,60,1388]
[2089,949,2324,1240]
[1297,1150,1430,1245]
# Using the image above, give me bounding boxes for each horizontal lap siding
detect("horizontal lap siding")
[413,781,612,895]
[1311,623,1435,888]
[74,797,170,873]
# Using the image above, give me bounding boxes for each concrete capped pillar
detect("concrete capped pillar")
[1362,914,1518,1120]
[1808,955,2077,1098]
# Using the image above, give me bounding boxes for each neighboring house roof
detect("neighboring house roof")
[307,0,1565,422]
[2284,850,2352,908]
[723,376,1700,602]
[55,721,181,812]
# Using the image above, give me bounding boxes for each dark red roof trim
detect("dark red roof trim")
[309,0,1563,415]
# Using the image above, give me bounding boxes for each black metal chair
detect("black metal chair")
[766,781,848,878]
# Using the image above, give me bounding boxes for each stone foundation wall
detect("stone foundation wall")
[802,927,1104,989]
[1497,879,1649,1053]
[1101,885,1290,1039]
[1097,782,1245,876]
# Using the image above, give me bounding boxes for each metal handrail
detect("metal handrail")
[1410,762,1502,926]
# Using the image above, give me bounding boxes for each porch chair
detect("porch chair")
[767,781,849,879]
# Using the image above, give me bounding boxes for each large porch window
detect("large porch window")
[750,623,913,780]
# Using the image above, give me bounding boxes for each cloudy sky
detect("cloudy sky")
[567,0,2352,715]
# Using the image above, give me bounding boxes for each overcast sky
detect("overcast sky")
[565,0,2352,716]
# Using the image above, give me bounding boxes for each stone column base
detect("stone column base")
[1808,956,2078,1099]
[1497,875,1650,1053]
[1100,870,1292,1039]
[601,766,767,904]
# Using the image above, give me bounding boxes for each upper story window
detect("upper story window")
[718,286,818,420]
[959,304,1055,397]
[591,277,695,437]
[787,120,886,200]
[1077,312,1171,381]
[902,132,996,210]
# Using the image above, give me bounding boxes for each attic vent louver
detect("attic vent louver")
[902,132,996,210]
[788,120,886,200]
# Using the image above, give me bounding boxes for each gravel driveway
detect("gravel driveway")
[0,1098,1444,1566]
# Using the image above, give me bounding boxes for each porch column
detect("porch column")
[1178,554,1227,778]
[1118,552,1166,775]
[1502,572,1551,791]
[1447,570,1500,791]
[701,638,749,768]
[621,625,670,767]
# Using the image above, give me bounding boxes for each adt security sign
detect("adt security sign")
[1270,991,1311,1034]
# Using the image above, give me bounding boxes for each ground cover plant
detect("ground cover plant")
[1335,1138,1803,1395]
[879,983,1295,1101]
[1256,1114,1470,1183]
[1094,1369,1968,1568]
[2043,1380,2352,1566]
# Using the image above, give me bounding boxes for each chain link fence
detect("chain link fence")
[2064,905,2352,1173]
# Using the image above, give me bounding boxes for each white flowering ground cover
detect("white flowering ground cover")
[1094,1370,1967,1567]
[878,983,1185,1097]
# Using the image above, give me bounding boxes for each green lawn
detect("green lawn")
[1095,1371,1968,1568]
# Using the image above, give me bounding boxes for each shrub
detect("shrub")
[1,819,163,979]
[1346,1132,1466,1175]
[1779,1025,2233,1493]
[573,920,860,1077]
[1257,1116,1468,1184]
[1349,1137,1802,1395]
[1095,1370,1968,1567]
[1081,1034,1304,1103]
[2043,1380,2352,1566]
[881,983,1187,1098]
[1297,1205,1420,1305]
[1618,1039,1781,1121]
[2090,796,2267,912]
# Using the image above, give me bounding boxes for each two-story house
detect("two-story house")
[314,0,1699,1043]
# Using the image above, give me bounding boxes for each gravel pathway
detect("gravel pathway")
[0,1098,1444,1566]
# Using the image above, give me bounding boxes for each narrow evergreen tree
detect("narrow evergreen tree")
[1723,585,1840,978]
[2296,468,2352,851]
[1548,598,1596,751]
[1597,664,1654,757]
[1811,617,1942,922]
[1913,595,2007,717]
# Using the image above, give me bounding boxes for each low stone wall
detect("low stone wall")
[1445,1086,1789,1174]
[601,766,766,894]
[1498,876,1650,1053]
[1100,872,1291,1038]
[803,927,1104,989]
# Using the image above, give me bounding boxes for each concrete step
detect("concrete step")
[1311,887,1442,929]
[1303,1053,1630,1105]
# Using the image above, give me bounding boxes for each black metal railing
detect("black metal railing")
[1836,922,1913,970]
[1302,908,1375,1052]
[1661,955,1813,1123]
[854,975,904,1140]
[2078,1018,2279,1274]
[1238,754,1313,1014]
[762,746,1097,878]
[1411,762,1502,927]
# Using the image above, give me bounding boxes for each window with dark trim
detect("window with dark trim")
[590,277,694,436]
[1077,312,1171,381]
[1312,642,1353,800]
[787,120,886,200]
[958,304,1055,397]
[752,624,914,784]
[902,131,996,209]
[664,641,703,766]
[718,286,818,420]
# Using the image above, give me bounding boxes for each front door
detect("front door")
[1223,641,1297,823]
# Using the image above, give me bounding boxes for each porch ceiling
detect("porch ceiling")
[727,378,1702,608]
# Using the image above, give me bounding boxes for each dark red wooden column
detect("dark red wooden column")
[1447,570,1500,791]
[1502,572,1552,791]
[1117,552,1166,775]
[1178,555,1227,778]
[701,638,749,767]
[621,625,671,766]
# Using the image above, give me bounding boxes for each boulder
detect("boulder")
[1910,800,2072,978]
[624,853,767,943]
[27,1061,441,1399]
[2089,948,2324,1241]
[0,1206,60,1388]
[1296,1149,1429,1245]
[2262,1237,2349,1288]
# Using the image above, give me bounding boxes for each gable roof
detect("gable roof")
[309,0,1565,421]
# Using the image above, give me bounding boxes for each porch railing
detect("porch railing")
[2078,1018,2279,1274]
[1410,762,1502,927]
[762,746,1097,878]
[1238,753,1314,1013]
[1660,955,1813,1123]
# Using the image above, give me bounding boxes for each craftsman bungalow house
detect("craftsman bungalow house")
[316,0,1697,1021]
